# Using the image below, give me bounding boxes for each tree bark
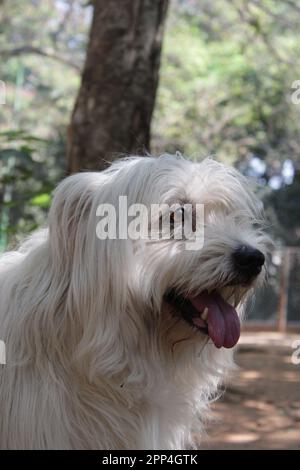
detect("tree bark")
[68,0,169,172]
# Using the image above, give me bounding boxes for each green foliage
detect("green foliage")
[153,0,300,168]
[0,130,65,248]
[0,0,90,137]
[0,0,90,248]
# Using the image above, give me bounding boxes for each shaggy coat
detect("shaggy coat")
[0,155,268,449]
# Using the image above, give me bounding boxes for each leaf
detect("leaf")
[29,193,51,208]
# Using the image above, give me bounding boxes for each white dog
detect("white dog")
[0,154,268,449]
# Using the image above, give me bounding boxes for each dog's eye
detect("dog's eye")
[170,207,185,226]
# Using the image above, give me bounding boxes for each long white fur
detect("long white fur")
[0,154,268,449]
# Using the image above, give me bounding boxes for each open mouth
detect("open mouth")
[165,289,241,349]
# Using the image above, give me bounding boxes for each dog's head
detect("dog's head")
[48,154,269,375]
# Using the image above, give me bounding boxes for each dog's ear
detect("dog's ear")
[48,172,134,282]
[48,173,100,264]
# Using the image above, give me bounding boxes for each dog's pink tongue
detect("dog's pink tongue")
[189,291,240,349]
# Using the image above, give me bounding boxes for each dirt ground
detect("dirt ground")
[201,332,300,450]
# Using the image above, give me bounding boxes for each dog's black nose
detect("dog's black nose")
[233,245,265,276]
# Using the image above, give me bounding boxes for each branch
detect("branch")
[285,0,300,13]
[230,0,300,66]
[247,0,296,28]
[0,45,81,72]
[51,0,76,45]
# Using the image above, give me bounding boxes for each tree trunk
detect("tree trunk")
[68,0,169,172]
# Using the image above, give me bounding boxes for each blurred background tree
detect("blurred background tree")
[68,0,169,172]
[1,0,300,251]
